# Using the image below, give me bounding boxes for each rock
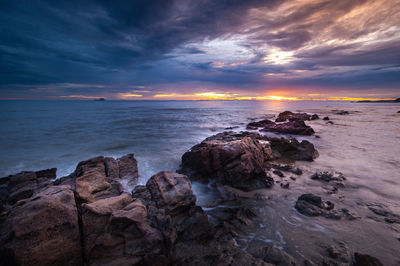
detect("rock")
[368,205,400,224]
[397,110,400,113]
[275,111,318,122]
[290,176,296,181]
[325,241,352,264]
[267,164,303,175]
[280,182,289,189]
[323,116,330,120]
[225,126,239,130]
[310,171,345,187]
[295,193,340,219]
[0,185,82,266]
[354,253,383,266]
[1,168,58,206]
[146,171,196,215]
[273,170,284,177]
[327,121,334,124]
[246,239,296,266]
[261,120,315,135]
[268,136,319,161]
[181,133,274,190]
[80,193,163,265]
[247,119,275,129]
[333,110,349,115]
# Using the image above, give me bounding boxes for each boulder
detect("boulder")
[181,132,318,189]
[295,193,340,219]
[275,111,318,122]
[354,253,383,266]
[332,110,349,115]
[261,120,315,135]
[310,171,346,187]
[323,116,330,120]
[267,136,319,161]
[181,133,274,190]
[247,119,275,129]
[1,168,57,206]
[0,185,82,266]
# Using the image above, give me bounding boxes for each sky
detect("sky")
[1,0,400,100]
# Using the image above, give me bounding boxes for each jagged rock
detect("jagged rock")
[180,132,317,190]
[368,205,400,224]
[273,170,284,177]
[181,133,274,190]
[267,164,303,175]
[1,169,57,206]
[81,193,164,265]
[247,119,275,129]
[326,241,352,264]
[310,171,346,187]
[268,136,319,161]
[275,111,318,122]
[58,155,139,203]
[332,110,349,115]
[247,239,296,266]
[354,253,383,266]
[0,185,82,266]
[295,193,340,219]
[261,120,315,135]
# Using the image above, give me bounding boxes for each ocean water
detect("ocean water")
[1,100,400,264]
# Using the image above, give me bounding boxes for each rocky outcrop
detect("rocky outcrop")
[0,168,56,206]
[332,110,349,115]
[275,111,319,122]
[181,131,318,190]
[310,171,346,187]
[295,194,357,220]
[247,119,275,129]
[181,133,274,190]
[0,185,82,266]
[1,155,276,266]
[261,120,315,135]
[354,253,383,266]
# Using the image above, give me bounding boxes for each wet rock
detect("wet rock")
[267,164,303,175]
[295,193,340,219]
[146,171,196,215]
[354,253,383,266]
[181,133,274,190]
[368,205,400,224]
[247,239,296,266]
[280,182,290,189]
[268,136,319,161]
[327,121,334,124]
[326,241,352,264]
[181,131,318,189]
[247,119,275,129]
[1,168,57,206]
[273,169,284,177]
[397,110,400,113]
[225,126,239,130]
[332,110,349,115]
[341,208,359,220]
[290,176,296,181]
[261,120,315,136]
[275,111,318,122]
[310,171,346,187]
[0,185,82,266]
[323,116,330,120]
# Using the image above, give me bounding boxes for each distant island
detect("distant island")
[93,98,106,101]
[356,98,400,103]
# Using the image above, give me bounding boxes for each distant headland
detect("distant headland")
[356,98,400,103]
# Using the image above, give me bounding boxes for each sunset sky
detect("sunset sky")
[1,0,399,100]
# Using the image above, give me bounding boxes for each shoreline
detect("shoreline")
[0,110,397,265]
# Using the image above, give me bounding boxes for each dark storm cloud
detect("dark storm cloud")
[0,0,399,99]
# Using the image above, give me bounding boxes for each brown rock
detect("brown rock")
[261,120,315,135]
[0,185,82,266]
[181,135,273,190]
[275,111,317,122]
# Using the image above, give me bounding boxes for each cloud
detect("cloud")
[0,0,399,99]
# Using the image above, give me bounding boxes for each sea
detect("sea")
[1,100,399,264]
